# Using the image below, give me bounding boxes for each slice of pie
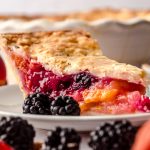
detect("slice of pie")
[0,30,147,115]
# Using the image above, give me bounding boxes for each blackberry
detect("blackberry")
[0,117,35,150]
[89,120,137,150]
[50,96,80,116]
[43,127,81,150]
[23,92,51,115]
[73,72,92,89]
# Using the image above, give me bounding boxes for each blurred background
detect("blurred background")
[1,0,150,14]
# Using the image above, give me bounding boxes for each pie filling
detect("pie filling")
[11,53,149,114]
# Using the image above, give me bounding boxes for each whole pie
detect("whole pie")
[0,30,148,115]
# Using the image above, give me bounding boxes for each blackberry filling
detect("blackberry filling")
[20,60,99,99]
[73,72,92,89]
[57,76,72,91]
[136,95,150,112]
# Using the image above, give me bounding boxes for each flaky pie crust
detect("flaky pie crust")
[0,30,101,57]
[0,31,145,87]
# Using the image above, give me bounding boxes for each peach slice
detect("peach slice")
[80,102,99,112]
[82,88,119,104]
[80,88,119,112]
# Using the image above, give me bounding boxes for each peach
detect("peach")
[81,88,119,112]
[82,88,118,103]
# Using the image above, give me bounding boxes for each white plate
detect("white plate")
[0,85,150,131]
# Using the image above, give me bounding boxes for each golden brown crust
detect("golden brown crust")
[0,30,101,57]
[0,8,150,21]
[0,31,145,86]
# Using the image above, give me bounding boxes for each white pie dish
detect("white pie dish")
[0,84,150,131]
[0,18,150,66]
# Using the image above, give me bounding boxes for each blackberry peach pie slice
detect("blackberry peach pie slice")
[0,31,148,115]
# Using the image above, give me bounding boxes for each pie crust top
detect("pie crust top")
[0,31,145,86]
[0,30,101,57]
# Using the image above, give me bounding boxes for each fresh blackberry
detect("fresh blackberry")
[73,72,92,89]
[89,120,137,150]
[23,92,51,115]
[43,127,81,150]
[50,96,80,116]
[0,117,35,150]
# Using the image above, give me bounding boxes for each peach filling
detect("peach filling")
[79,80,146,114]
